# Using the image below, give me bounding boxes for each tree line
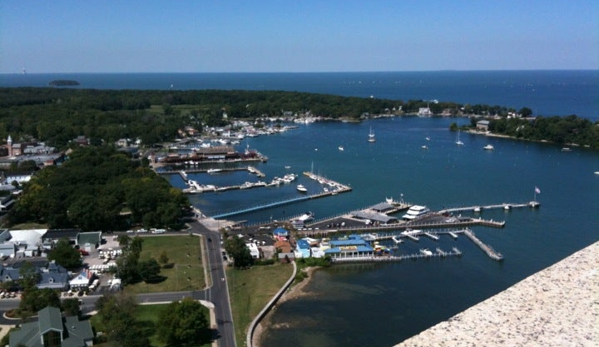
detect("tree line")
[1,87,561,149]
[6,146,188,231]
[468,115,599,149]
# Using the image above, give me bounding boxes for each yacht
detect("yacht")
[421,145,428,150]
[338,146,344,151]
[296,184,308,193]
[368,127,376,143]
[207,168,222,174]
[420,248,433,257]
[402,205,431,220]
[483,144,494,150]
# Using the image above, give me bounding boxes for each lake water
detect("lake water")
[2,70,597,346]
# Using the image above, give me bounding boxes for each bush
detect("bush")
[253,259,275,266]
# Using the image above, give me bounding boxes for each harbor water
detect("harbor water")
[168,117,598,347]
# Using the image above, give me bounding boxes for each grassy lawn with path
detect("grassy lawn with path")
[227,263,294,346]
[125,234,206,294]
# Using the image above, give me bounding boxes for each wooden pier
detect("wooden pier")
[331,247,463,263]
[463,229,504,261]
[439,201,540,214]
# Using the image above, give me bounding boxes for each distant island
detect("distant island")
[48,79,80,87]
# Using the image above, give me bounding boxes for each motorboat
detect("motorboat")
[421,145,428,150]
[483,144,494,150]
[402,205,430,220]
[420,248,433,257]
[561,147,572,152]
[207,168,222,174]
[296,184,308,193]
[338,146,344,151]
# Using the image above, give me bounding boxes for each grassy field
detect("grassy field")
[125,235,206,294]
[227,263,294,346]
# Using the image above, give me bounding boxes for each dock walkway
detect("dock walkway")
[439,202,540,214]
[331,248,462,263]
[463,229,504,261]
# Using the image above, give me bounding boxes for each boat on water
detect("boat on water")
[207,168,223,174]
[368,127,376,143]
[456,130,464,146]
[421,145,428,150]
[595,171,599,175]
[297,184,308,193]
[561,147,572,152]
[338,146,344,151]
[425,137,430,141]
[483,144,494,150]
[402,205,430,220]
[420,248,433,257]
[391,235,403,244]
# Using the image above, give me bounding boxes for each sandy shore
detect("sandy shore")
[253,266,318,347]
[395,241,599,347]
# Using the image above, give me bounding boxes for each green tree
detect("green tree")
[519,107,533,117]
[156,297,211,347]
[18,287,61,318]
[48,238,82,271]
[61,298,81,317]
[117,234,131,249]
[95,293,150,347]
[18,262,41,290]
[158,250,169,266]
[138,258,161,283]
[224,235,254,269]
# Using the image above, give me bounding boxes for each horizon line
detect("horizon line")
[2,68,598,75]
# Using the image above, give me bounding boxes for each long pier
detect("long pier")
[463,229,504,261]
[439,201,540,214]
[211,185,351,219]
[331,247,462,263]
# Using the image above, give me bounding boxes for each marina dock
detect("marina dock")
[463,229,504,261]
[439,201,540,214]
[331,247,463,263]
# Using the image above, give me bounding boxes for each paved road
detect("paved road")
[0,222,237,347]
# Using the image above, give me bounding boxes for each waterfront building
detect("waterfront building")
[324,235,374,260]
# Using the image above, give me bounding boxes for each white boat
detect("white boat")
[368,127,376,143]
[483,144,494,150]
[207,168,222,174]
[420,248,433,257]
[338,146,344,151]
[296,184,308,193]
[595,171,599,175]
[425,137,430,141]
[456,130,464,146]
[402,205,430,220]
[421,145,428,150]
[561,147,572,152]
[473,206,482,213]
[391,235,403,244]
[285,166,291,169]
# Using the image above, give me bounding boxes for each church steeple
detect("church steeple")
[7,135,12,157]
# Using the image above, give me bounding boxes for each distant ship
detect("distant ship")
[368,127,376,143]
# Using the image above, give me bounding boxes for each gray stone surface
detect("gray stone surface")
[396,241,599,347]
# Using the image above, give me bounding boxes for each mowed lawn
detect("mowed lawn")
[227,263,294,346]
[126,235,206,294]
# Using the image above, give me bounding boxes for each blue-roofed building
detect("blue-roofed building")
[295,239,311,258]
[273,227,289,239]
[0,260,69,291]
[325,235,374,260]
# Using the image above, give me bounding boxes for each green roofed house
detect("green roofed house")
[76,232,102,253]
[9,306,94,347]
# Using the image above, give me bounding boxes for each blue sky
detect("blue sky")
[1,0,597,73]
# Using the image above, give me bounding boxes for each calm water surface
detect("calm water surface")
[165,118,598,346]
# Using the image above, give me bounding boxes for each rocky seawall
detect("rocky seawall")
[396,241,598,347]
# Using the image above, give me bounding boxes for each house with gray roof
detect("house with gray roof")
[9,306,94,347]
[0,260,70,291]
